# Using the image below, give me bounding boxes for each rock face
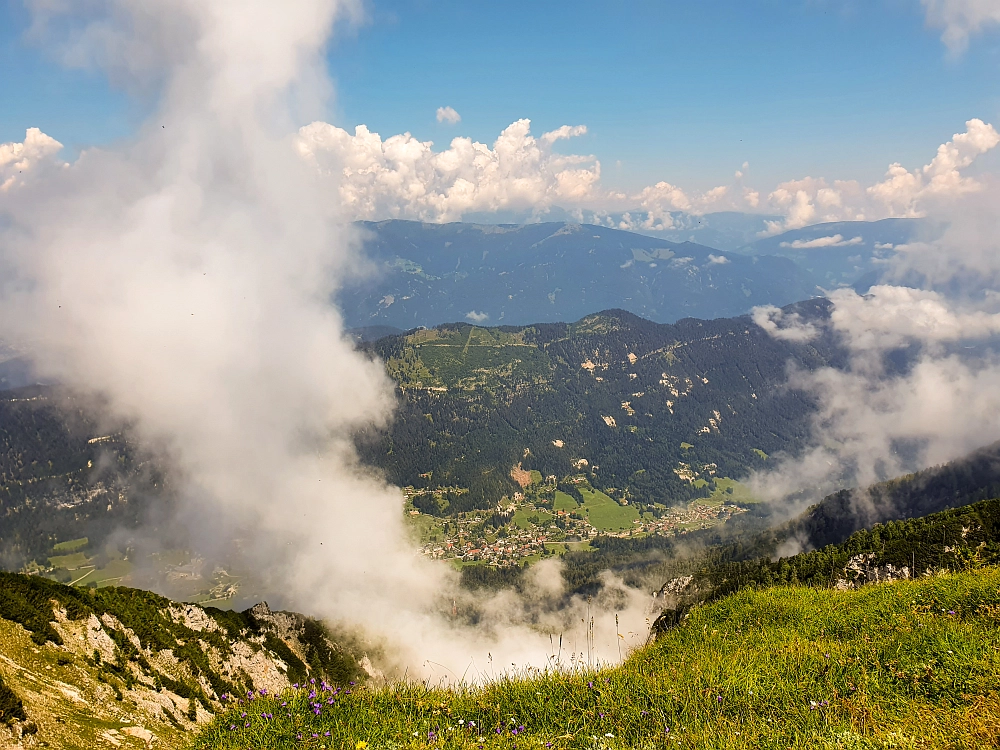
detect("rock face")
[834,553,911,590]
[0,573,370,750]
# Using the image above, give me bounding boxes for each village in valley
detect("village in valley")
[406,465,751,568]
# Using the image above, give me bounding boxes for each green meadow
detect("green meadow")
[193,568,1000,749]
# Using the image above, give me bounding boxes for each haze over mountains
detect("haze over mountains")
[338,216,923,331]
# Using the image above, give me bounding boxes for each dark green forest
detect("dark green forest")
[0,387,160,567]
[359,302,844,513]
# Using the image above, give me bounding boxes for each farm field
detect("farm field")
[577,487,640,532]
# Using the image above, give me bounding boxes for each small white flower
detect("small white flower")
[605,733,615,738]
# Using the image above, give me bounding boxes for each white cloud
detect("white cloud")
[753,176,1000,505]
[707,253,730,264]
[0,128,64,191]
[922,0,1000,53]
[750,305,820,343]
[293,115,1000,234]
[780,234,864,249]
[540,124,587,145]
[297,118,599,222]
[436,106,461,125]
[761,119,999,235]
[827,285,1000,352]
[465,310,489,323]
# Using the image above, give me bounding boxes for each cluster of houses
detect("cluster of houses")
[414,493,747,567]
[632,501,746,536]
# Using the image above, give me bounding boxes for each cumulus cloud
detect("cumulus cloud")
[297,118,599,222]
[465,310,488,323]
[435,106,461,125]
[780,234,864,249]
[0,128,64,191]
[751,305,820,343]
[753,186,1000,504]
[761,119,999,235]
[540,124,588,145]
[922,0,1000,53]
[707,253,730,264]
[827,285,1000,352]
[8,114,980,248]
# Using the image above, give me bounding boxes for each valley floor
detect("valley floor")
[193,568,1000,750]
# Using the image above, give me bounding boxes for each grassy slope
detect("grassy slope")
[194,568,1000,750]
[0,616,190,749]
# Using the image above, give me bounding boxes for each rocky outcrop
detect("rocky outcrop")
[0,572,371,749]
[834,553,911,590]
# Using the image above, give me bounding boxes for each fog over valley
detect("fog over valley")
[1,2,1000,748]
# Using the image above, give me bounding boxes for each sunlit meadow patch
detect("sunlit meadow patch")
[193,569,1000,750]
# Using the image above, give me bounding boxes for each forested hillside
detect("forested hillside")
[359,302,843,512]
[0,388,159,568]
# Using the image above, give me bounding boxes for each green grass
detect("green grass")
[76,558,134,587]
[193,568,1000,750]
[513,507,554,530]
[702,477,760,506]
[579,488,639,532]
[48,551,90,569]
[553,491,579,512]
[52,537,89,554]
[407,326,553,390]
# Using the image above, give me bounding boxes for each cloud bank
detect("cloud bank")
[752,200,1000,504]
[8,111,997,235]
[0,127,64,191]
[1,0,650,680]
[296,118,599,223]
[923,0,1000,52]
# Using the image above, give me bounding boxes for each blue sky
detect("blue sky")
[2,0,998,194]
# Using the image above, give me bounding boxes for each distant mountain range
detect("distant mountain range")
[741,217,932,290]
[339,220,820,330]
[461,209,783,250]
[339,217,927,331]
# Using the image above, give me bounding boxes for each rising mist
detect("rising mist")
[0,0,651,680]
